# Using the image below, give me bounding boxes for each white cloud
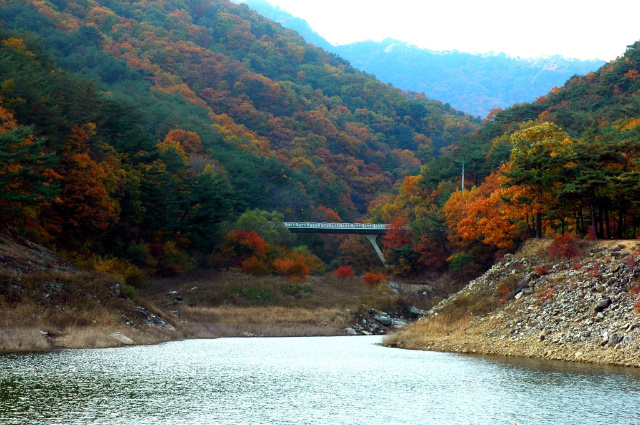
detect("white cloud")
[257,0,640,60]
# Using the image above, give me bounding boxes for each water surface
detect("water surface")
[1,336,639,424]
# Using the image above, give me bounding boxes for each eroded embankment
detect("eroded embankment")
[385,240,640,367]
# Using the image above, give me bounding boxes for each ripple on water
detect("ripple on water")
[1,336,640,425]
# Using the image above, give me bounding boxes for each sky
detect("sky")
[252,0,640,61]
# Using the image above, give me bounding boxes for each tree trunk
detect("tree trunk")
[535,212,543,238]
[604,208,611,239]
[617,209,624,239]
[590,205,599,240]
[598,208,605,239]
[578,208,585,238]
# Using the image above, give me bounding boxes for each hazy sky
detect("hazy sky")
[252,0,640,60]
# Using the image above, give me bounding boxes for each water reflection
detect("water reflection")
[1,336,640,425]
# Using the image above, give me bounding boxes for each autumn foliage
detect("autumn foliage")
[363,271,387,286]
[548,234,579,259]
[5,0,640,283]
[334,265,355,278]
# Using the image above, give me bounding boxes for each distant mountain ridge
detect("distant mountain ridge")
[236,0,604,117]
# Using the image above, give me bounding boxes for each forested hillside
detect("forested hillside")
[0,0,478,277]
[370,41,640,276]
[236,0,604,117]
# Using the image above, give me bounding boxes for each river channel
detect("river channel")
[1,335,640,424]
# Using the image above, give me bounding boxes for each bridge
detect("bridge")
[283,222,390,265]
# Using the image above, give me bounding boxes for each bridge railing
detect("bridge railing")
[283,222,390,230]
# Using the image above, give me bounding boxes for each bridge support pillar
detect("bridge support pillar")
[364,234,386,267]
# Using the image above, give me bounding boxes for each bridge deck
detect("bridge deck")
[283,222,389,235]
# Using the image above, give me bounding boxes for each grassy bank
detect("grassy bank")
[0,267,432,353]
[0,271,180,353]
[144,270,425,337]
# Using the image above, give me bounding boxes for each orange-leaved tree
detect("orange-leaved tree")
[0,106,60,226]
[444,171,525,251]
[42,123,121,245]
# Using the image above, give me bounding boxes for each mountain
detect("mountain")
[0,0,477,269]
[332,40,605,117]
[235,0,604,117]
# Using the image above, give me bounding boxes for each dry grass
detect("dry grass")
[0,327,50,352]
[383,315,473,349]
[145,270,410,315]
[180,305,348,326]
[0,270,181,353]
[183,322,342,338]
[54,327,124,349]
[55,326,180,349]
[139,270,420,338]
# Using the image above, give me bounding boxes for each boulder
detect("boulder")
[594,297,612,313]
[110,332,133,345]
[374,314,393,326]
[345,328,357,336]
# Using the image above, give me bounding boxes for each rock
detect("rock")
[393,320,407,329]
[374,314,393,326]
[168,290,179,296]
[109,284,124,297]
[111,332,133,345]
[594,297,612,313]
[133,307,175,331]
[345,327,357,336]
[409,306,425,316]
[610,334,624,346]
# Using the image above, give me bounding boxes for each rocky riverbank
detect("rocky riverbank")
[385,239,640,367]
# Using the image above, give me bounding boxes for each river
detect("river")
[1,336,640,424]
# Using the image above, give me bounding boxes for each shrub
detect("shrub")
[123,267,150,287]
[538,284,554,301]
[363,271,386,286]
[241,255,272,276]
[284,283,313,298]
[274,257,311,282]
[70,254,150,287]
[495,274,521,302]
[291,246,325,274]
[156,241,193,276]
[535,266,549,276]
[126,243,157,269]
[241,286,273,303]
[221,230,268,267]
[122,284,138,300]
[334,265,355,278]
[549,234,579,259]
[448,252,476,273]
